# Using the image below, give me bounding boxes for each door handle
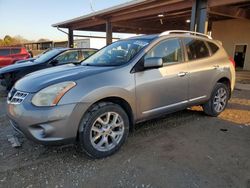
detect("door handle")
[178,72,188,77]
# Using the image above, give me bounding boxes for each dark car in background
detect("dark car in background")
[0,48,97,90]
[14,48,62,64]
[0,47,30,67]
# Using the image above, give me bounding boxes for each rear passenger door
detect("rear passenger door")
[135,38,189,120]
[182,38,215,103]
[10,48,22,61]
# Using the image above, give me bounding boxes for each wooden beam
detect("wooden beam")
[113,23,162,33]
[115,16,190,29]
[71,19,105,30]
[104,0,185,18]
[121,10,191,23]
[209,6,250,20]
[208,0,250,7]
[113,21,189,34]
[106,20,112,45]
[68,29,74,48]
[110,0,192,22]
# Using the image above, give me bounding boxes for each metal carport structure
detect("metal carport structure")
[52,0,250,47]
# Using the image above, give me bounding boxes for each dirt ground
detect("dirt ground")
[0,86,250,188]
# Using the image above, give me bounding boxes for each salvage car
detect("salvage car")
[7,31,235,158]
[0,48,97,90]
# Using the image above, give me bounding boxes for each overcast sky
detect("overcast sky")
[0,0,132,41]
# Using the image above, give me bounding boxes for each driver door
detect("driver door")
[135,38,189,120]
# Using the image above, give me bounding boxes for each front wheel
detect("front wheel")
[203,83,229,117]
[78,102,129,159]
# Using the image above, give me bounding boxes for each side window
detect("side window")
[183,38,210,60]
[82,50,96,60]
[207,42,219,54]
[55,50,79,64]
[11,48,21,55]
[145,38,182,64]
[0,49,10,56]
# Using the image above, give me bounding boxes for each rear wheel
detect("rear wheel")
[78,102,129,159]
[203,83,229,116]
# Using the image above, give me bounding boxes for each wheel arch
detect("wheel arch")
[76,96,135,142]
[216,77,231,98]
[91,96,135,132]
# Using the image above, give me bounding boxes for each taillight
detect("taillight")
[229,57,235,68]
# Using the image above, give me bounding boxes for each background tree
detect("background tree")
[37,38,49,42]
[0,35,33,46]
[3,35,13,45]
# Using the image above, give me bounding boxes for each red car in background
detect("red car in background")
[0,47,30,67]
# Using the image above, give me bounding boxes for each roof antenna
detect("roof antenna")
[89,0,95,12]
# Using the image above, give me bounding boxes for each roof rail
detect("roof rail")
[159,30,212,39]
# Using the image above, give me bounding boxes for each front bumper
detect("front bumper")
[7,94,90,145]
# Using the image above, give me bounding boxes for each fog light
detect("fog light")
[30,124,54,138]
[40,128,46,138]
[39,124,54,137]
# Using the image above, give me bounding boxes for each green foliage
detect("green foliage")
[0,35,33,46]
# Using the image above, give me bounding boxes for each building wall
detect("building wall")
[212,19,250,70]
[74,39,90,48]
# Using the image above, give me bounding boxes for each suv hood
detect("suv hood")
[14,64,113,92]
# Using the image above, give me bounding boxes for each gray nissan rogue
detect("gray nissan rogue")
[7,31,235,158]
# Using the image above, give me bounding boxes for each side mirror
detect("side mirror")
[50,59,59,66]
[144,57,163,68]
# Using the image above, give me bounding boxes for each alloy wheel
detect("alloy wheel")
[213,87,227,113]
[90,112,125,152]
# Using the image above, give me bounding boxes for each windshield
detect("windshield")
[34,49,63,63]
[82,39,150,66]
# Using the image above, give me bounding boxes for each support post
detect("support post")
[190,0,208,34]
[190,1,197,31]
[68,28,74,48]
[106,20,112,45]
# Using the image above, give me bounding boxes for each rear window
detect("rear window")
[11,48,21,55]
[0,49,10,56]
[207,42,219,54]
[183,38,210,60]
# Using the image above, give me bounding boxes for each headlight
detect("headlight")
[32,81,76,107]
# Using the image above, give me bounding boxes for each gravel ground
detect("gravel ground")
[0,86,250,188]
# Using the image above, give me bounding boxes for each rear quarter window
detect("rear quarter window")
[0,49,10,56]
[11,48,21,55]
[207,42,219,54]
[183,38,210,61]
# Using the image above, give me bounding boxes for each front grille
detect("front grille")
[7,89,29,104]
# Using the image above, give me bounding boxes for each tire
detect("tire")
[203,83,230,117]
[78,102,129,159]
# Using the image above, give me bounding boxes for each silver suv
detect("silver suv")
[7,30,235,158]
